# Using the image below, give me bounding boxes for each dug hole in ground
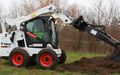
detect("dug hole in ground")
[56,54,120,75]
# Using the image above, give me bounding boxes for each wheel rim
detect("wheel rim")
[59,56,62,62]
[40,53,53,67]
[12,53,24,66]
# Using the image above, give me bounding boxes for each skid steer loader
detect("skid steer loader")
[0,4,70,69]
[0,4,120,70]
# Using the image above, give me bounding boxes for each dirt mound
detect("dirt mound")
[56,57,120,75]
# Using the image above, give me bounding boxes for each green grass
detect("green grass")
[66,51,105,64]
[0,51,106,75]
[112,73,120,75]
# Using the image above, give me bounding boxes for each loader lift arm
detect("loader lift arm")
[73,16,120,61]
[3,4,72,31]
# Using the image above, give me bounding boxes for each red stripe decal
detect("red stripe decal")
[0,46,8,48]
[26,32,37,39]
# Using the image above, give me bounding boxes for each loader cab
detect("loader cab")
[23,16,58,48]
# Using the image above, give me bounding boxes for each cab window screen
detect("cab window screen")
[26,18,51,43]
[26,19,44,32]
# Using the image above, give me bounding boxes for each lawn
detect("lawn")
[0,51,106,75]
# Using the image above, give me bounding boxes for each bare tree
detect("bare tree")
[22,0,40,14]
[0,2,2,32]
[40,0,56,7]
[9,0,41,18]
[107,0,119,25]
[40,0,68,11]
[9,2,18,18]
[84,10,96,24]
[0,2,2,20]
[67,4,81,19]
[93,0,105,26]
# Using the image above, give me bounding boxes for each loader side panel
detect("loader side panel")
[0,33,15,57]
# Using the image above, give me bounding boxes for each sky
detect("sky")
[0,0,97,10]
[0,0,120,16]
[0,0,95,15]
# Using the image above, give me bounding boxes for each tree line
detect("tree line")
[0,0,120,53]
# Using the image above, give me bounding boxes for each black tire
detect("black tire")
[8,48,30,67]
[36,49,58,70]
[58,49,66,64]
[29,55,37,66]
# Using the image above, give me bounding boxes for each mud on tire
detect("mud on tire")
[8,48,30,67]
[36,49,58,70]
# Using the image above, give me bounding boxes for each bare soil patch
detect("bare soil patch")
[56,57,120,75]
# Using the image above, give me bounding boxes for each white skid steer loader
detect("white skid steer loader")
[1,3,120,70]
[0,4,72,69]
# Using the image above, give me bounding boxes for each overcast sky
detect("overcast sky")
[0,0,87,8]
[1,0,95,9]
[0,0,98,13]
[0,0,120,16]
